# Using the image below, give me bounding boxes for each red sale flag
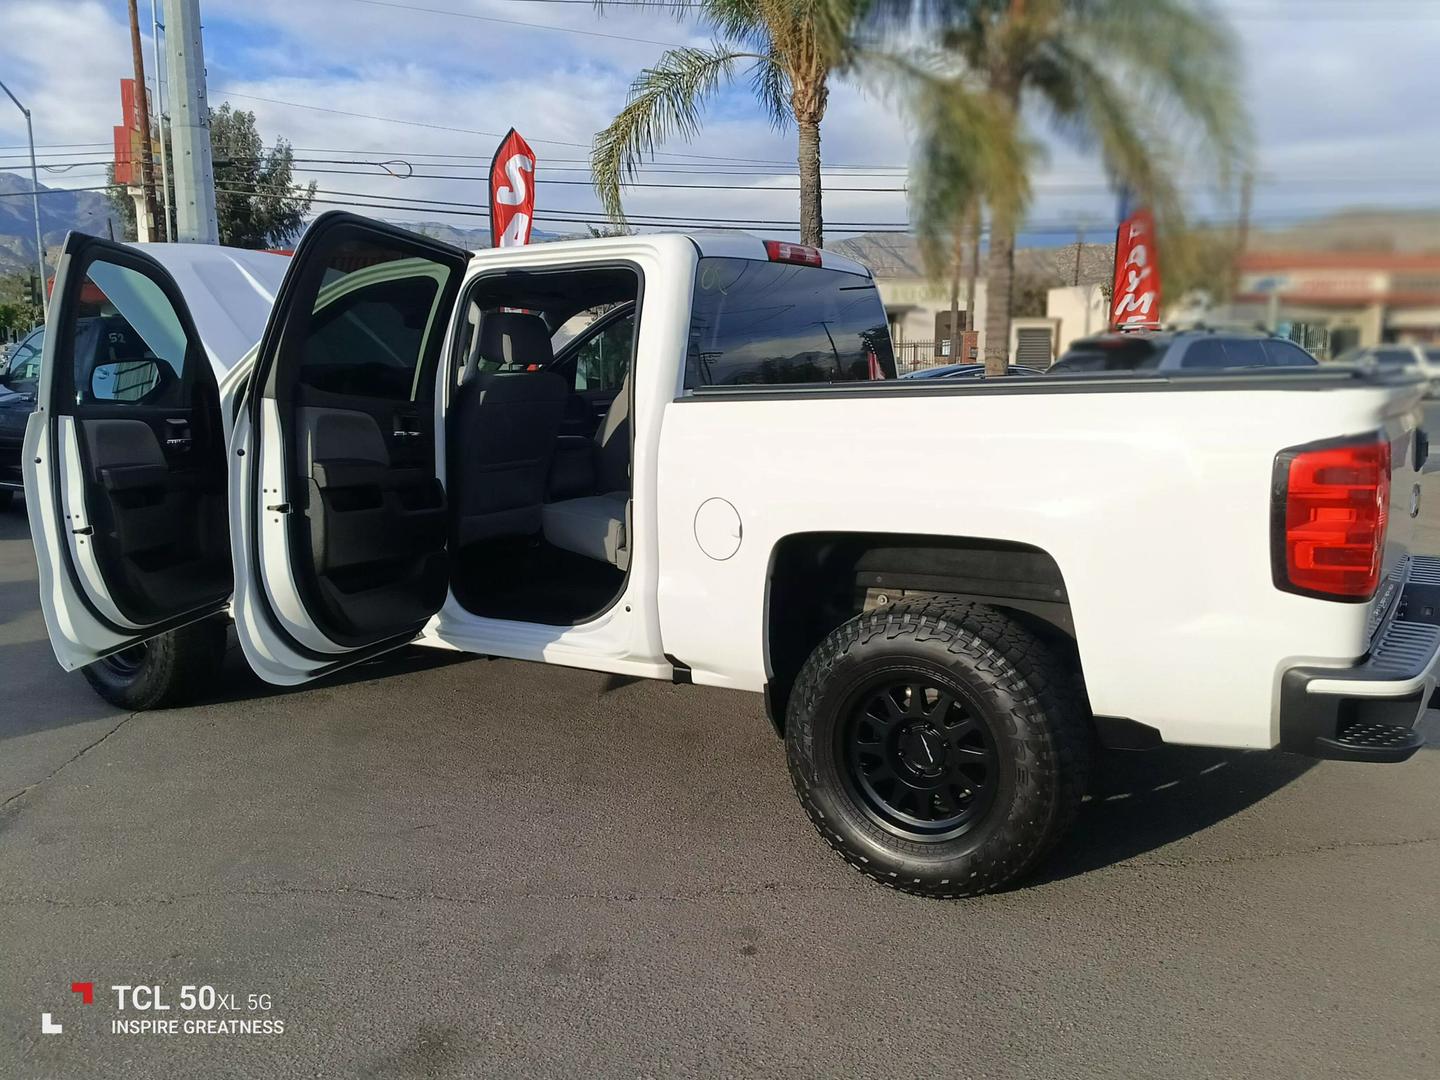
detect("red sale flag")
[1110,207,1163,330]
[489,129,537,248]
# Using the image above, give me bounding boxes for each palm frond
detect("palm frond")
[858,49,1028,278]
[750,47,793,130]
[591,44,762,224]
[1061,0,1252,184]
[1027,39,1196,263]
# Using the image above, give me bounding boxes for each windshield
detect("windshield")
[1,328,43,394]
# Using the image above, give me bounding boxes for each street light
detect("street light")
[0,79,49,323]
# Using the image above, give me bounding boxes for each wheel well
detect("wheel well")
[764,532,1078,734]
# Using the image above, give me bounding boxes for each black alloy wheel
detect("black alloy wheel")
[842,675,999,841]
[784,600,1092,898]
[99,642,149,680]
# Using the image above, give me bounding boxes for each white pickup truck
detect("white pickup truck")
[23,213,1436,897]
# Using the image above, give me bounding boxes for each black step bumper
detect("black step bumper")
[1279,557,1440,762]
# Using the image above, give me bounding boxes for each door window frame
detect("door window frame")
[241,213,469,660]
[45,237,222,636]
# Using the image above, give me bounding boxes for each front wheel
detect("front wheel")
[785,600,1091,898]
[81,616,229,710]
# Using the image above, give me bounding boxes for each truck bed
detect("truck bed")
[653,365,1427,751]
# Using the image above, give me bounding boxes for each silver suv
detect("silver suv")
[1049,330,1319,374]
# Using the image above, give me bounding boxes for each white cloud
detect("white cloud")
[1,0,1436,242]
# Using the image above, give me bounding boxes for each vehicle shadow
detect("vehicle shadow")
[1026,744,1317,886]
[189,634,479,708]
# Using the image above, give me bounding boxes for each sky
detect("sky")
[0,0,1437,244]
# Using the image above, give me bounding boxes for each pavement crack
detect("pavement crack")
[0,879,858,910]
[1115,832,1440,872]
[0,709,139,812]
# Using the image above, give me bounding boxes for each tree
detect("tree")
[210,105,315,248]
[592,0,867,247]
[106,105,315,248]
[103,162,137,241]
[0,272,42,335]
[887,0,1250,373]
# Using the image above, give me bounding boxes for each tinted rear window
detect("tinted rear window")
[686,257,896,387]
[1050,339,1163,373]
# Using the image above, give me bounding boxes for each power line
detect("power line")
[342,0,689,47]
[216,90,831,167]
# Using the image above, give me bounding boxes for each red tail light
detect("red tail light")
[1273,435,1391,600]
[764,240,822,267]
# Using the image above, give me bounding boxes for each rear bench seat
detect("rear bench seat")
[541,371,631,569]
[542,492,628,569]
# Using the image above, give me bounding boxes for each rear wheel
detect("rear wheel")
[81,616,229,710]
[785,600,1091,898]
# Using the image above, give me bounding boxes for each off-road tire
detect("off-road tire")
[785,600,1091,898]
[81,616,229,710]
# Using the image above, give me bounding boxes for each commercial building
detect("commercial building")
[1232,252,1440,356]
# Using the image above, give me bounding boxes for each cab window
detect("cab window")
[571,314,634,392]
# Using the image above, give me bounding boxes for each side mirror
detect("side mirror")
[89,358,166,402]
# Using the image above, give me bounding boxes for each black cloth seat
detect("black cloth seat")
[449,313,566,547]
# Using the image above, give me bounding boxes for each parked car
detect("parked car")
[1049,329,1319,374]
[0,324,44,506]
[901,362,1044,379]
[1336,343,1440,379]
[23,215,1435,899]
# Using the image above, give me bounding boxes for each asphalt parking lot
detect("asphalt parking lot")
[4,440,1440,1079]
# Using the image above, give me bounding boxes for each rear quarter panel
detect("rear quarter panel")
[655,379,1424,749]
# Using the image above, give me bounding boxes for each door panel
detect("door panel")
[24,234,230,669]
[232,212,467,683]
[297,404,447,636]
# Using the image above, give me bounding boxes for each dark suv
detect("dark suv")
[0,325,43,506]
[1048,330,1319,375]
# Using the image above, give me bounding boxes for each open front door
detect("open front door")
[24,234,234,670]
[230,212,468,684]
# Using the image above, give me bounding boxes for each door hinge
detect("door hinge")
[71,525,93,536]
[266,503,291,513]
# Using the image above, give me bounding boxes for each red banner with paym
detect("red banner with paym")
[1110,208,1162,329]
[489,129,537,248]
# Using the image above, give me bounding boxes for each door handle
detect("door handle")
[163,418,192,451]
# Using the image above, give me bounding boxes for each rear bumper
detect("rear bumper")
[1279,556,1440,762]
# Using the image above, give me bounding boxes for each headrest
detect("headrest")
[478,312,553,371]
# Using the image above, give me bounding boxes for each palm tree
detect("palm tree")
[888,0,1250,373]
[591,0,863,247]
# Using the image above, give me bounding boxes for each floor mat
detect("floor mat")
[451,536,625,625]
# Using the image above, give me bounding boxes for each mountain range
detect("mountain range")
[5,170,1439,283]
[0,173,122,274]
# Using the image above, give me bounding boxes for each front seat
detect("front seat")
[449,312,567,548]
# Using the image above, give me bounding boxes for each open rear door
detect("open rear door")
[230,212,468,684]
[24,234,234,670]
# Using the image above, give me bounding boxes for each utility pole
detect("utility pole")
[0,79,48,322]
[1232,169,1254,304]
[1072,222,1085,286]
[126,0,162,241]
[164,0,218,243]
[151,0,173,240]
